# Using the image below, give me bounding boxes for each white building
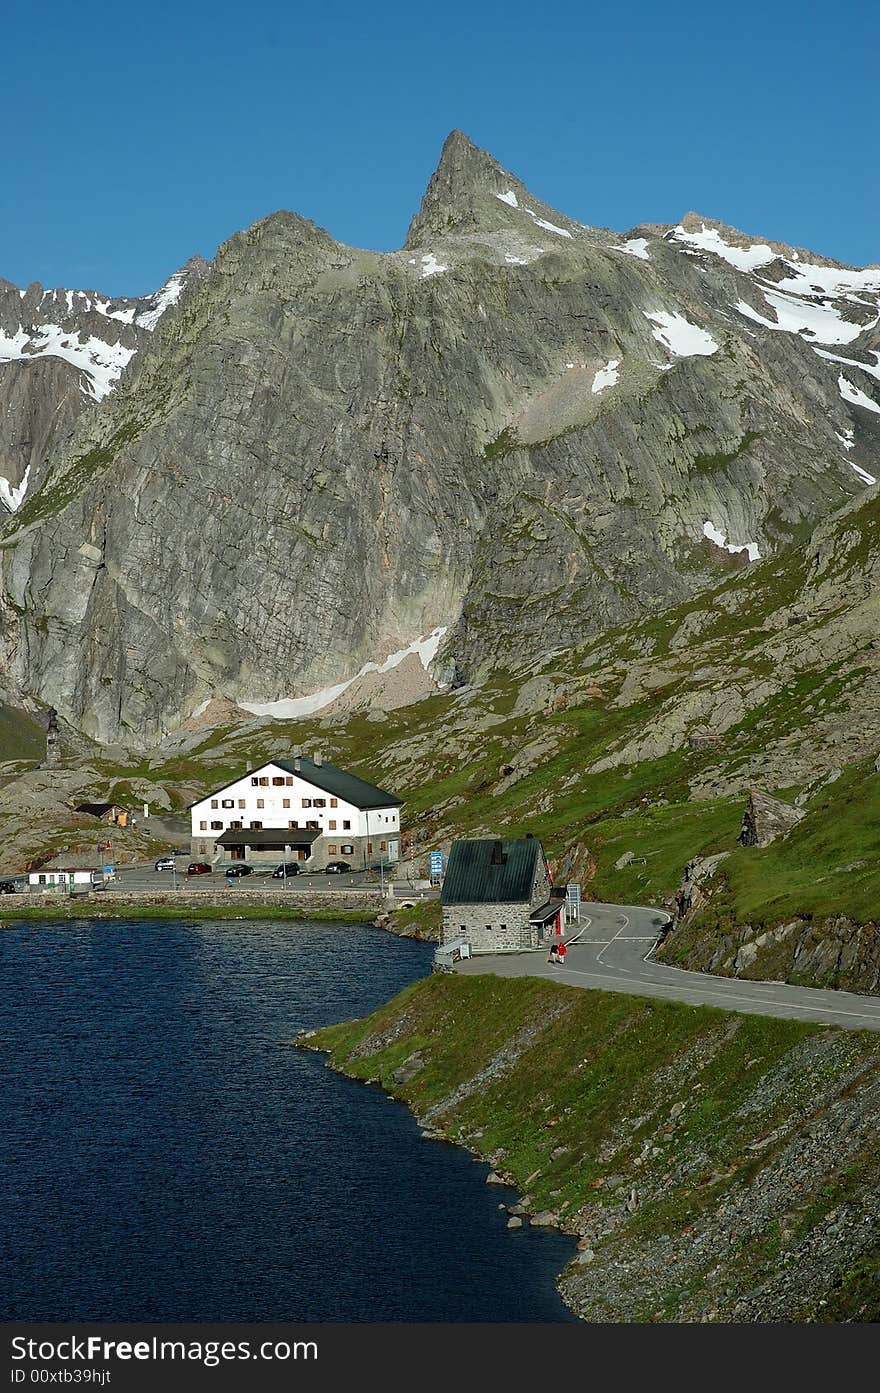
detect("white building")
[27,865,97,890]
[189,754,402,869]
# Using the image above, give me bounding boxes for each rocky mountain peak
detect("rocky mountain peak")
[404,129,568,249]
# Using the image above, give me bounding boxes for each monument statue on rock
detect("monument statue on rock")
[43,706,61,769]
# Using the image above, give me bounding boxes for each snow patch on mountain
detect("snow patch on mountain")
[496,189,519,207]
[238,627,448,719]
[850,461,877,486]
[615,237,651,261]
[839,375,880,415]
[671,223,775,272]
[591,358,620,393]
[645,311,718,357]
[0,462,31,512]
[814,347,880,383]
[735,289,872,346]
[836,428,855,451]
[135,269,189,331]
[525,209,573,239]
[703,520,760,561]
[0,323,135,401]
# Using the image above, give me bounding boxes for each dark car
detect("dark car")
[271,863,300,878]
[223,864,252,878]
[324,861,352,874]
[187,862,212,875]
[0,879,16,894]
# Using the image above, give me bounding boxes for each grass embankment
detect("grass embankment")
[1,902,379,925]
[308,975,880,1321]
[383,898,442,940]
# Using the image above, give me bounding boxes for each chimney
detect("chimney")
[293,756,301,772]
[314,749,323,767]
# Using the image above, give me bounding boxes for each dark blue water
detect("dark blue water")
[0,918,575,1321]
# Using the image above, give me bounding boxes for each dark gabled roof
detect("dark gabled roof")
[272,758,402,810]
[75,802,117,817]
[441,837,544,905]
[189,757,401,811]
[216,828,322,848]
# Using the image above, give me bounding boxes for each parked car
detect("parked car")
[271,863,300,878]
[155,856,177,872]
[187,862,212,875]
[0,879,17,894]
[223,864,252,878]
[324,861,352,874]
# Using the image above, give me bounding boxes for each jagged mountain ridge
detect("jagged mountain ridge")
[0,257,210,511]
[0,130,877,745]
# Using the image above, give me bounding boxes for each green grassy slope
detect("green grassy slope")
[309,975,880,1322]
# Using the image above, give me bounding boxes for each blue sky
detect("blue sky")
[2,0,875,295]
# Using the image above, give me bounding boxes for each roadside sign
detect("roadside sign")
[429,850,443,875]
[566,883,581,921]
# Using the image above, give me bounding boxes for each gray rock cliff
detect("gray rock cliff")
[0,133,877,744]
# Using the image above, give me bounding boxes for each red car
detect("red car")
[187,862,212,875]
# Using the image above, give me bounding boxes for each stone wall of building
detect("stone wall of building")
[442,901,536,953]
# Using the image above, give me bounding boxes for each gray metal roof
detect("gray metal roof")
[191,758,401,812]
[216,828,321,848]
[441,837,544,905]
[274,758,402,810]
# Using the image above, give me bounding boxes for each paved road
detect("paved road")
[455,901,880,1032]
[9,862,438,900]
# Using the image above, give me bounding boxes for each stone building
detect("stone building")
[440,835,564,953]
[188,753,402,869]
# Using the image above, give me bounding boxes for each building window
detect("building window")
[297,849,307,860]
[251,821,262,830]
[272,776,284,786]
[313,798,326,808]
[221,799,234,808]
[211,821,223,830]
[341,845,354,855]
[282,798,290,809]
[238,799,245,809]
[251,777,259,786]
[285,777,294,786]
[343,819,351,830]
[199,820,207,831]
[367,842,373,854]
[380,840,387,851]
[500,924,507,932]
[328,820,337,831]
[302,798,311,808]
[328,844,337,855]
[211,799,218,809]
[256,798,264,809]
[288,821,297,829]
[330,798,337,808]
[307,820,319,830]
[259,777,269,786]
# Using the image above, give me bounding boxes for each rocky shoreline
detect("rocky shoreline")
[300,974,880,1322]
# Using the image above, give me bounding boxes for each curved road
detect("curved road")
[454,901,880,1032]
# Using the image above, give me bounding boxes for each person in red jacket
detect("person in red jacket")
[556,939,567,966]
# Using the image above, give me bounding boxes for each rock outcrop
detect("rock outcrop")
[1,131,878,744]
[738,789,806,847]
